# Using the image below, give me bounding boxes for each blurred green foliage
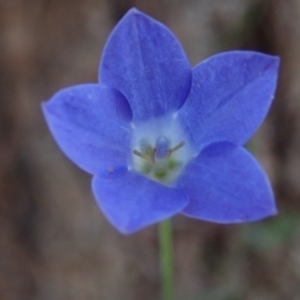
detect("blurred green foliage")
[239,213,299,252]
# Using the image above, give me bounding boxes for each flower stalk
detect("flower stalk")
[159,219,174,300]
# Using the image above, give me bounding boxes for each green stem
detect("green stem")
[159,219,174,300]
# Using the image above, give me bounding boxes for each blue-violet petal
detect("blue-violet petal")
[178,51,280,151]
[42,84,132,176]
[92,171,189,234]
[176,142,277,223]
[100,8,192,121]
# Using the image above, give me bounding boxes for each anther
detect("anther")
[133,150,149,160]
[168,141,185,156]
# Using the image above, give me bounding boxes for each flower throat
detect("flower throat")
[133,136,185,183]
[130,115,196,185]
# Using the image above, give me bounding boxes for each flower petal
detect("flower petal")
[42,84,132,176]
[178,51,280,151]
[176,142,277,223]
[100,8,191,121]
[92,171,189,234]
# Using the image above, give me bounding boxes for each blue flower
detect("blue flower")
[42,8,279,234]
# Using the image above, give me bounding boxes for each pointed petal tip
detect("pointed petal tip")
[110,214,170,235]
[269,204,278,217]
[41,102,51,128]
[41,101,47,112]
[182,200,278,224]
[267,54,280,71]
[121,8,161,31]
[273,55,280,64]
[245,203,279,223]
[271,54,280,63]
[123,7,147,21]
[41,100,54,121]
[245,206,279,223]
[254,52,280,78]
[127,7,141,14]
[117,223,149,235]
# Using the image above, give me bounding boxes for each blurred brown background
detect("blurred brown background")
[0,0,300,299]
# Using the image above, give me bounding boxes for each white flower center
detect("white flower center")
[130,114,196,185]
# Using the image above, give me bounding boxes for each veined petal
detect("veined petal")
[92,171,189,234]
[100,8,191,121]
[178,51,280,151]
[176,142,277,223]
[42,84,132,176]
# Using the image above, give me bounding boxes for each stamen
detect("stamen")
[140,139,153,156]
[150,148,156,163]
[133,149,149,160]
[168,141,185,156]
